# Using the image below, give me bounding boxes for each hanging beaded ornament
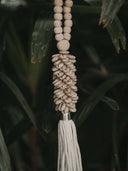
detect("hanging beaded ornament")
[52,0,83,171]
[53,0,78,114]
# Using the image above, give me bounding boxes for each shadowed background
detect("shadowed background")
[0,0,128,171]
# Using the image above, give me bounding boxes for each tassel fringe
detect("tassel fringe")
[58,120,83,171]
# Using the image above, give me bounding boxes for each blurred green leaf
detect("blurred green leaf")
[72,5,101,14]
[77,74,128,126]
[7,118,32,145]
[112,113,122,171]
[99,0,125,27]
[107,16,126,53]
[84,45,100,64]
[84,0,101,5]
[41,95,59,134]
[79,85,120,111]
[0,0,26,7]
[28,63,45,94]
[111,156,116,171]
[0,72,36,127]
[5,105,23,125]
[31,17,53,63]
[102,96,120,111]
[0,129,12,171]
[5,22,28,76]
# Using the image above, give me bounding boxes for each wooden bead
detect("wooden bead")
[54,6,62,13]
[54,13,63,20]
[64,27,71,33]
[64,13,72,20]
[63,6,71,13]
[65,0,73,7]
[54,27,62,34]
[64,20,73,27]
[59,51,69,54]
[57,40,70,51]
[54,0,63,6]
[55,34,63,41]
[64,33,71,40]
[54,20,62,27]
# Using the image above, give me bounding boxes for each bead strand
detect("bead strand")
[54,0,73,53]
[63,0,73,41]
[54,0,63,42]
[53,0,78,114]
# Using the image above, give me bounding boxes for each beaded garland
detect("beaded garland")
[52,0,78,114]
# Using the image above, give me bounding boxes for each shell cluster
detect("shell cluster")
[53,0,78,114]
[52,54,78,114]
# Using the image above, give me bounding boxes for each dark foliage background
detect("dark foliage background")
[0,0,128,170]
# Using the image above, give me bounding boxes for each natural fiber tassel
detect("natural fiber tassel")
[58,115,83,171]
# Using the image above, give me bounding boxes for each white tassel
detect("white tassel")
[58,119,83,171]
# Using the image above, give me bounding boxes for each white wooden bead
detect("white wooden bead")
[54,13,63,20]
[57,40,70,51]
[63,6,71,13]
[64,33,71,40]
[64,13,72,20]
[54,27,62,34]
[54,0,63,6]
[54,6,62,13]
[65,0,73,7]
[54,20,62,27]
[64,20,73,27]
[55,34,63,41]
[59,51,69,54]
[64,27,71,33]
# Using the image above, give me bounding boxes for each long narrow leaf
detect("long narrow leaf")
[100,0,125,27]
[0,129,12,171]
[5,22,28,76]
[102,96,120,111]
[0,72,36,127]
[78,85,120,111]
[31,18,53,63]
[77,74,128,126]
[107,16,126,53]
[0,0,26,7]
[112,113,122,171]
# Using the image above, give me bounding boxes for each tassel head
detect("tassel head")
[61,113,71,120]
